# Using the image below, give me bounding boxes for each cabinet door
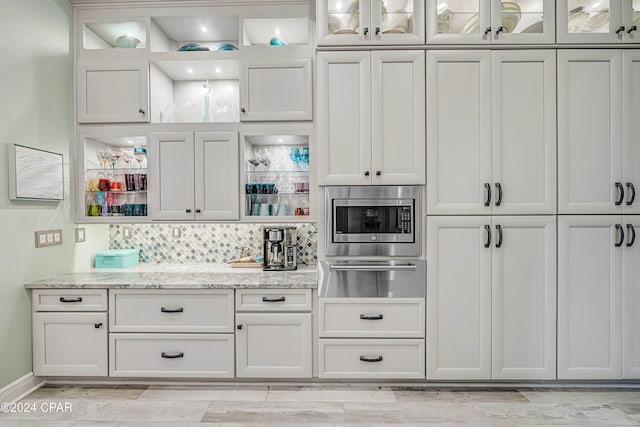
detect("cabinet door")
[491,216,556,380]
[236,313,312,378]
[78,62,149,123]
[371,50,425,185]
[33,312,107,376]
[558,216,623,379]
[623,216,640,378]
[491,0,555,44]
[427,50,492,214]
[558,50,623,214]
[370,0,425,45]
[426,0,491,45]
[492,50,556,215]
[318,51,371,185]
[624,0,640,43]
[557,0,624,44]
[240,59,312,121]
[149,132,195,220]
[426,216,492,380]
[194,132,239,220]
[317,0,372,45]
[623,51,640,214]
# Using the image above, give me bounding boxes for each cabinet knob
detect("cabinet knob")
[138,108,145,114]
[375,171,382,176]
[364,171,370,177]
[195,209,201,213]
[185,208,192,213]
[616,26,626,34]
[240,107,246,113]
[237,324,243,330]
[483,27,492,35]
[629,25,638,34]
[94,323,103,329]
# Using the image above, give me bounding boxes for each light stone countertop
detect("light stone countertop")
[24,264,318,290]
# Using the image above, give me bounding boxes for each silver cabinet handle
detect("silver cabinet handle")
[329,264,416,272]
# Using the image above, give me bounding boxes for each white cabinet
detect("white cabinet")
[427,215,556,380]
[623,216,640,378]
[240,59,312,121]
[78,62,149,123]
[317,0,424,46]
[557,0,640,44]
[235,313,312,378]
[427,0,555,45]
[558,216,623,379]
[149,131,239,221]
[427,50,556,215]
[624,51,640,214]
[318,50,425,185]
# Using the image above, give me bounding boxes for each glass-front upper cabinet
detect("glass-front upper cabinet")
[427,0,555,44]
[78,130,149,222]
[318,0,425,45]
[558,0,640,43]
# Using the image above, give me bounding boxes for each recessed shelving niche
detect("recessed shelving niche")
[150,15,239,53]
[83,21,147,50]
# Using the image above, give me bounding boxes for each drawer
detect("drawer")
[319,298,425,338]
[235,289,312,312]
[109,290,234,333]
[319,338,425,379]
[32,289,107,312]
[109,333,234,378]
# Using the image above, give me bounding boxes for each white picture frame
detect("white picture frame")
[8,144,64,201]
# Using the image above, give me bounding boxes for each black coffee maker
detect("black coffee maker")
[263,226,297,271]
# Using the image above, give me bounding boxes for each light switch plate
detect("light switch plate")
[35,229,63,248]
[123,226,132,240]
[172,226,181,239]
[75,228,86,243]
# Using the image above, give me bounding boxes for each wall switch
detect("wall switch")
[123,226,132,239]
[35,229,63,248]
[172,226,181,239]
[75,228,86,243]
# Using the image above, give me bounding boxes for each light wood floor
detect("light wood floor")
[1,384,640,426]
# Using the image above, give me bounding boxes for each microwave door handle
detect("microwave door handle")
[329,264,417,272]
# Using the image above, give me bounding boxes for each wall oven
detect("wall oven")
[324,186,422,257]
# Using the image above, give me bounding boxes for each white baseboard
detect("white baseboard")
[0,373,45,403]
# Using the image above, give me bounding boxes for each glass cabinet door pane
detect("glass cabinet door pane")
[566,0,611,34]
[436,0,481,35]
[499,0,544,34]
[378,0,413,34]
[633,0,640,27]
[327,0,362,35]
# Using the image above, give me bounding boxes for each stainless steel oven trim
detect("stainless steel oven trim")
[324,186,422,257]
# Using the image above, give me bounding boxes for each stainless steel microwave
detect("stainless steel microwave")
[324,186,422,257]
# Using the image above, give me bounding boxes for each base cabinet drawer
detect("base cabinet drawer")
[110,290,234,332]
[319,298,425,338]
[109,333,234,378]
[33,289,107,312]
[236,289,312,312]
[33,312,108,376]
[319,339,425,379]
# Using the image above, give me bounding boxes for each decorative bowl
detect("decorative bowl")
[116,35,140,48]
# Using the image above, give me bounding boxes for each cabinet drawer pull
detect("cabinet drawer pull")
[160,307,184,313]
[496,224,503,248]
[59,297,83,303]
[241,107,246,113]
[185,208,192,213]
[484,225,492,248]
[627,183,636,206]
[615,182,625,206]
[262,296,286,303]
[360,314,383,320]
[94,323,103,329]
[360,355,383,363]
[161,352,184,359]
[363,27,369,36]
[495,26,506,35]
[483,27,492,36]
[615,224,625,247]
[375,171,382,176]
[138,108,145,115]
[616,26,626,34]
[364,171,370,177]
[628,25,638,34]
[627,224,636,247]
[495,183,503,206]
[484,183,491,206]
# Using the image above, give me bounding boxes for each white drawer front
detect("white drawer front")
[32,289,107,312]
[110,290,234,332]
[235,289,312,312]
[319,339,425,379]
[110,333,234,378]
[319,298,425,338]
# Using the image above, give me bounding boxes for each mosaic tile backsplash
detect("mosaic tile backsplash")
[109,223,317,264]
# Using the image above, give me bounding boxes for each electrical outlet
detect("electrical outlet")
[75,228,86,243]
[172,226,181,239]
[123,226,132,240]
[35,229,63,248]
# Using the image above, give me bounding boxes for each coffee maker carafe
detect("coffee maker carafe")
[263,226,297,271]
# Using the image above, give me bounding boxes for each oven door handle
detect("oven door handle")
[329,264,417,272]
